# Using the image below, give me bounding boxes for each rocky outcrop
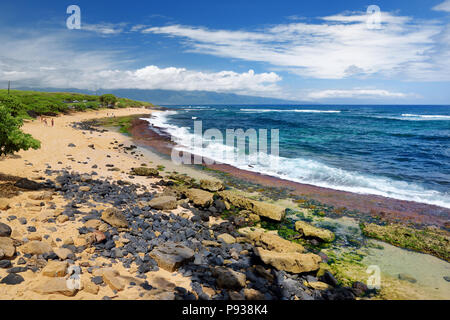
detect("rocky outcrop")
[218,190,285,221]
[42,261,68,277]
[0,237,15,258]
[213,267,246,290]
[185,188,214,208]
[20,240,52,255]
[131,167,160,177]
[149,196,178,210]
[238,227,304,253]
[101,208,128,228]
[199,179,224,192]
[254,248,322,274]
[295,221,335,243]
[150,242,195,272]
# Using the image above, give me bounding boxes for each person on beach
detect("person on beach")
[51,118,54,127]
[43,119,47,126]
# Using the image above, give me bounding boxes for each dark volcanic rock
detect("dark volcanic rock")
[0,222,12,237]
[14,178,42,190]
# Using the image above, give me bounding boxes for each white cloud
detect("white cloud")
[143,11,449,81]
[0,32,281,97]
[433,0,450,12]
[306,89,409,100]
[82,23,128,35]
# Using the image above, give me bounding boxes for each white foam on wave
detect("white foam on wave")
[401,114,450,121]
[239,109,341,113]
[142,111,450,209]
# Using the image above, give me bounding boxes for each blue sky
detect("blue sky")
[1,0,450,104]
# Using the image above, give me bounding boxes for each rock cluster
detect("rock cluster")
[0,170,357,300]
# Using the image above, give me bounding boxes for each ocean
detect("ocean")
[143,105,450,208]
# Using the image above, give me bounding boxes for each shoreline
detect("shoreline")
[0,108,448,300]
[129,117,450,229]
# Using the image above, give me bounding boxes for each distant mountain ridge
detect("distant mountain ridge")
[16,87,307,105]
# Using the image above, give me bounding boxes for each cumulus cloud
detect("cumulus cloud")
[0,32,281,97]
[433,0,450,12]
[143,10,449,81]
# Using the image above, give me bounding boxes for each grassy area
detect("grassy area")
[97,115,139,134]
[0,89,155,117]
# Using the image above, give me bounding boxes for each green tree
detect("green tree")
[0,95,28,118]
[99,94,117,107]
[0,103,40,156]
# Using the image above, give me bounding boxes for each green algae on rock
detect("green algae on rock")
[360,222,450,262]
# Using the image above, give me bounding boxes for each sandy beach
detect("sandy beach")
[0,108,216,299]
[0,107,448,300]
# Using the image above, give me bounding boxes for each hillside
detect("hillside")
[0,89,155,117]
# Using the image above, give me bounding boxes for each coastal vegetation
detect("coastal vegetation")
[0,89,154,156]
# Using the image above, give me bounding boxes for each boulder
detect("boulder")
[101,208,128,228]
[0,237,15,258]
[0,273,24,285]
[94,268,124,291]
[42,261,68,277]
[254,248,321,274]
[14,178,42,190]
[244,288,265,300]
[0,222,12,237]
[238,227,304,253]
[0,199,10,210]
[150,242,195,272]
[20,240,53,255]
[199,179,224,192]
[218,190,285,221]
[213,267,246,290]
[54,247,74,260]
[185,189,214,208]
[295,221,335,243]
[28,191,53,201]
[33,277,77,296]
[217,233,236,244]
[149,196,178,210]
[306,281,331,291]
[131,167,160,177]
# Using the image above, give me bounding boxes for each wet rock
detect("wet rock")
[0,223,12,237]
[398,273,417,284]
[101,208,128,228]
[255,248,321,274]
[351,281,369,297]
[150,242,195,272]
[131,167,160,177]
[149,196,178,210]
[295,221,335,243]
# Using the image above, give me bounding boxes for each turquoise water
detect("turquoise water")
[144,105,450,208]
